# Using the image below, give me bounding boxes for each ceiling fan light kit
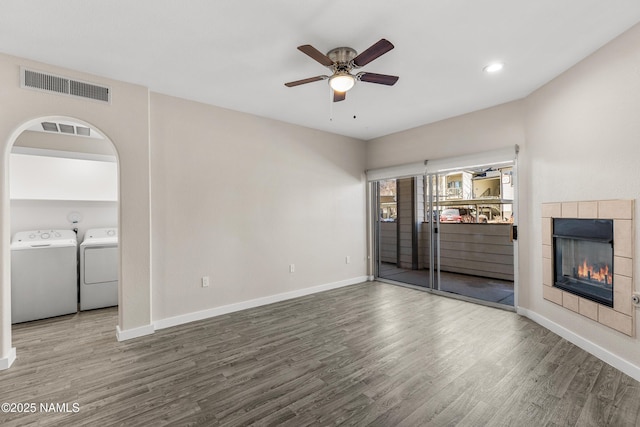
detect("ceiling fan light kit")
[329,73,355,92]
[285,39,399,102]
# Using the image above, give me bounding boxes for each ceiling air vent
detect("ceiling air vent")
[58,123,75,134]
[76,126,91,136]
[41,122,59,132]
[39,121,93,138]
[21,67,111,104]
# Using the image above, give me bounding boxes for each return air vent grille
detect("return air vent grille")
[21,67,111,104]
[70,80,110,102]
[23,69,69,94]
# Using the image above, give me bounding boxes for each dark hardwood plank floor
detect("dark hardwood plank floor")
[1,281,639,426]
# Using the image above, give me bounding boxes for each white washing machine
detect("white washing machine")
[11,229,78,324]
[80,228,118,311]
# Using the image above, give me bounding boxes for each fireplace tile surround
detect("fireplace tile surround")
[542,200,635,336]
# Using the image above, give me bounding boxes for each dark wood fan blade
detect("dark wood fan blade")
[284,76,327,87]
[333,91,346,102]
[297,45,334,67]
[353,39,394,67]
[358,72,399,86]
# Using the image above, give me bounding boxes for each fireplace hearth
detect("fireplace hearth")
[553,218,613,307]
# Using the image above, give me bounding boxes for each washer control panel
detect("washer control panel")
[22,230,63,241]
[28,230,63,240]
[11,229,78,247]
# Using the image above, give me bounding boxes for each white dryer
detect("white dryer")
[11,229,78,324]
[80,228,118,311]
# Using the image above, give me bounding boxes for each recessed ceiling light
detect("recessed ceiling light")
[483,62,504,73]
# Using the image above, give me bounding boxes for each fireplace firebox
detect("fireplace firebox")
[553,218,614,307]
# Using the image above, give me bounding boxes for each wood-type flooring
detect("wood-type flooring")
[1,281,639,426]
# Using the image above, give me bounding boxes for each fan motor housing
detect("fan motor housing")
[327,47,357,65]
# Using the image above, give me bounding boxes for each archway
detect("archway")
[2,116,121,369]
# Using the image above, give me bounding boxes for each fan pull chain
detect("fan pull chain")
[328,88,334,121]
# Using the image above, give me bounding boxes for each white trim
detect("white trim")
[154,276,368,330]
[0,347,17,370]
[116,323,155,341]
[366,161,426,182]
[517,307,640,382]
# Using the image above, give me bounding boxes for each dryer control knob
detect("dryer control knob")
[107,230,115,236]
[41,233,50,239]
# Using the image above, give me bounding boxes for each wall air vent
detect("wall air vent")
[69,79,110,102]
[21,67,111,104]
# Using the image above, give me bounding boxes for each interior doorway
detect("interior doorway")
[373,160,517,308]
[8,116,120,326]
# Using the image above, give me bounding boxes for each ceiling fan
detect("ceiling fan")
[284,38,399,102]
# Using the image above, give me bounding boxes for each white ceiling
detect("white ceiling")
[2,1,640,140]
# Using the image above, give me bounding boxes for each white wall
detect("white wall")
[150,93,368,321]
[11,200,117,242]
[9,144,118,241]
[10,154,117,201]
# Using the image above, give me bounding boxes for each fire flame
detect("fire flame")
[577,259,612,286]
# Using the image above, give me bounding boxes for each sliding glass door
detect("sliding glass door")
[372,147,518,308]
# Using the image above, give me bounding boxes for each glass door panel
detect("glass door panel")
[431,166,515,306]
[376,178,399,281]
[375,177,430,288]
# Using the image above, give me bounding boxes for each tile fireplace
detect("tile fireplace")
[542,200,635,336]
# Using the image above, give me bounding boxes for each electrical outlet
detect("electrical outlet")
[289,264,295,273]
[345,256,351,264]
[202,276,210,288]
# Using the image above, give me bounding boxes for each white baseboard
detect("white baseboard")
[116,323,155,342]
[0,347,16,370]
[154,276,368,331]
[517,307,640,382]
